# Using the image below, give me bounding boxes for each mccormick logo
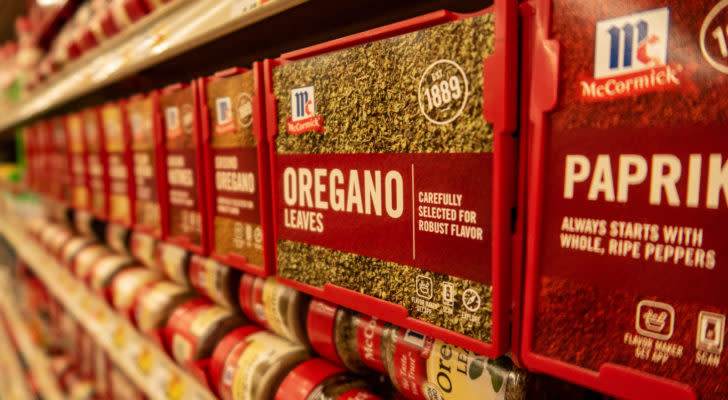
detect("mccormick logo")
[287,85,324,134]
[165,106,182,139]
[131,113,145,142]
[581,7,685,101]
[215,96,235,135]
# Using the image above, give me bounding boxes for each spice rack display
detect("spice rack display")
[4,0,728,399]
[0,217,219,400]
[0,269,65,400]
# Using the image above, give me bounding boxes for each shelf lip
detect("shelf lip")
[0,0,308,133]
[0,270,65,400]
[0,218,219,400]
[0,314,35,400]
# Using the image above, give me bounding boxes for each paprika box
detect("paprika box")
[101,101,135,227]
[158,82,210,255]
[66,112,90,211]
[521,1,728,399]
[127,93,165,238]
[265,2,518,357]
[82,106,111,220]
[199,64,273,276]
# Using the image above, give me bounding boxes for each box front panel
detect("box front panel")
[103,104,132,225]
[531,1,728,397]
[207,72,264,268]
[273,13,498,343]
[161,88,203,247]
[84,110,108,217]
[128,97,162,236]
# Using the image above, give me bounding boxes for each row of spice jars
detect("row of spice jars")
[29,218,552,400]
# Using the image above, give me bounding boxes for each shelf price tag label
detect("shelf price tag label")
[232,0,258,16]
[132,343,156,378]
[163,371,185,400]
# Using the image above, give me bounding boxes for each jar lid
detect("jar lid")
[239,274,268,327]
[167,298,212,335]
[306,298,344,366]
[274,358,345,400]
[209,325,262,391]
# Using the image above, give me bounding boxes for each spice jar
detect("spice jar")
[26,218,47,239]
[381,327,527,400]
[110,267,164,320]
[157,241,191,285]
[166,299,247,365]
[307,298,389,375]
[129,231,158,269]
[80,254,134,286]
[71,244,112,278]
[133,281,196,334]
[88,256,136,296]
[41,224,72,255]
[239,274,309,344]
[60,237,97,268]
[209,325,262,396]
[213,328,310,400]
[275,358,382,400]
[189,255,241,309]
[74,210,98,238]
[105,223,131,255]
[46,226,75,259]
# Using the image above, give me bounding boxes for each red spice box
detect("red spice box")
[265,2,518,357]
[127,93,165,238]
[31,122,51,198]
[82,107,111,219]
[158,82,209,254]
[199,65,273,275]
[66,112,91,211]
[521,1,728,399]
[101,101,135,227]
[22,124,38,193]
[50,117,71,205]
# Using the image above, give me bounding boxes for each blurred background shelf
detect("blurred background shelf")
[0,269,65,400]
[0,218,218,400]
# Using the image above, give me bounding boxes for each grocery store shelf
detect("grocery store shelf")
[0,290,36,400]
[0,327,35,400]
[0,218,219,400]
[0,270,65,400]
[0,0,307,132]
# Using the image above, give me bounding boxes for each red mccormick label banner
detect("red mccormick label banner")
[88,153,107,216]
[213,147,261,223]
[167,149,202,244]
[134,150,157,202]
[108,153,128,196]
[276,153,492,284]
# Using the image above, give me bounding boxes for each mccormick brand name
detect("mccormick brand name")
[580,7,686,101]
[215,97,235,135]
[166,107,182,139]
[287,85,324,134]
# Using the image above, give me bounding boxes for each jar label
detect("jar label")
[392,330,502,400]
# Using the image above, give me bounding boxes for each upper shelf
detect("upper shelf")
[0,0,307,132]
